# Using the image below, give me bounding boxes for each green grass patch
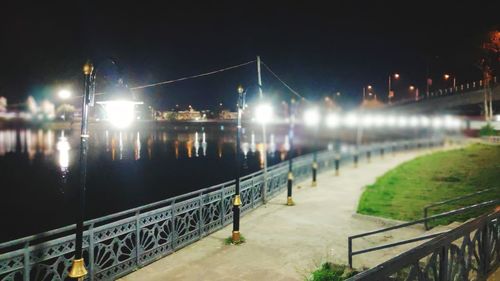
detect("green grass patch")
[223,235,246,245]
[357,144,500,227]
[308,263,359,281]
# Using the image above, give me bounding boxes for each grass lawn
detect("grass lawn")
[357,143,500,227]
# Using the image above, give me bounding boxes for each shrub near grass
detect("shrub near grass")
[308,263,359,281]
[357,144,500,226]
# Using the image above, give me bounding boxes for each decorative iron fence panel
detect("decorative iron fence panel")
[348,210,499,281]
[0,138,442,281]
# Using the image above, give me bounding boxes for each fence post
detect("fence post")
[198,193,204,239]
[481,222,490,276]
[23,242,29,281]
[348,237,353,269]
[171,200,177,250]
[439,245,448,281]
[220,188,225,226]
[250,176,255,208]
[89,223,95,280]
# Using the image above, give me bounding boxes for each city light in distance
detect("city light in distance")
[255,103,273,124]
[303,108,320,127]
[58,89,71,100]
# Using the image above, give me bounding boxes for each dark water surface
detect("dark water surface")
[0,123,322,242]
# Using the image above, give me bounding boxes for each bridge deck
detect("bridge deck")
[119,146,458,281]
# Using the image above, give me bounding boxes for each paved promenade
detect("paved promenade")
[119,147,450,281]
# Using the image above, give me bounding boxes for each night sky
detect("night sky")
[1,1,499,109]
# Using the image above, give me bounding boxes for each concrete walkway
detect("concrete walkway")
[119,147,451,281]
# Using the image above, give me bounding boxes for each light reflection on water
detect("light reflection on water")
[0,125,313,241]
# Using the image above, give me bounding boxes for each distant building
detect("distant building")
[219,110,237,120]
[177,109,202,121]
[0,97,6,112]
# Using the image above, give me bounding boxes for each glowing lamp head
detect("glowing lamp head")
[98,100,139,128]
[444,74,450,80]
[237,85,244,94]
[362,114,373,127]
[367,85,372,90]
[394,73,400,79]
[58,89,71,100]
[387,115,397,127]
[255,103,273,124]
[304,108,320,127]
[326,113,340,128]
[432,117,443,129]
[409,85,415,91]
[419,116,430,127]
[374,115,385,127]
[409,116,419,127]
[398,116,408,127]
[344,112,358,128]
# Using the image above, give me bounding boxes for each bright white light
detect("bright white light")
[58,89,71,100]
[304,108,320,127]
[101,100,137,128]
[362,114,373,127]
[432,117,443,129]
[496,115,500,122]
[444,116,455,129]
[419,116,430,127]
[326,113,340,128]
[255,103,273,124]
[386,115,397,127]
[409,116,419,127]
[374,115,385,127]
[344,112,358,127]
[398,116,408,127]
[56,133,70,169]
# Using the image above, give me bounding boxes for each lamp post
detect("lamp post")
[255,103,273,200]
[443,74,456,90]
[326,113,340,175]
[388,73,399,104]
[68,60,139,279]
[231,85,246,243]
[304,108,320,187]
[286,98,296,206]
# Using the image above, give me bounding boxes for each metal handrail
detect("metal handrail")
[0,137,444,281]
[423,188,496,230]
[348,209,500,280]
[348,199,500,268]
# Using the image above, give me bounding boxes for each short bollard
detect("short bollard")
[380,147,384,158]
[367,150,371,163]
[354,154,358,168]
[286,172,294,206]
[335,158,340,176]
[311,162,317,187]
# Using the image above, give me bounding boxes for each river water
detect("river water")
[0,122,326,242]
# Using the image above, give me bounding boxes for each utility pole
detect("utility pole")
[257,56,269,203]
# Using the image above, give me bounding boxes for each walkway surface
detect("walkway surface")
[119,147,454,281]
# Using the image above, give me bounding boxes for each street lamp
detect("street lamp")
[443,74,456,90]
[68,60,139,279]
[254,102,273,202]
[326,113,341,175]
[231,85,246,243]
[388,73,400,104]
[286,98,296,206]
[58,89,72,100]
[304,108,320,186]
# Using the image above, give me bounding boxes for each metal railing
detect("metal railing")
[347,209,500,281]
[0,137,443,281]
[424,188,497,230]
[390,77,498,106]
[348,200,500,269]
